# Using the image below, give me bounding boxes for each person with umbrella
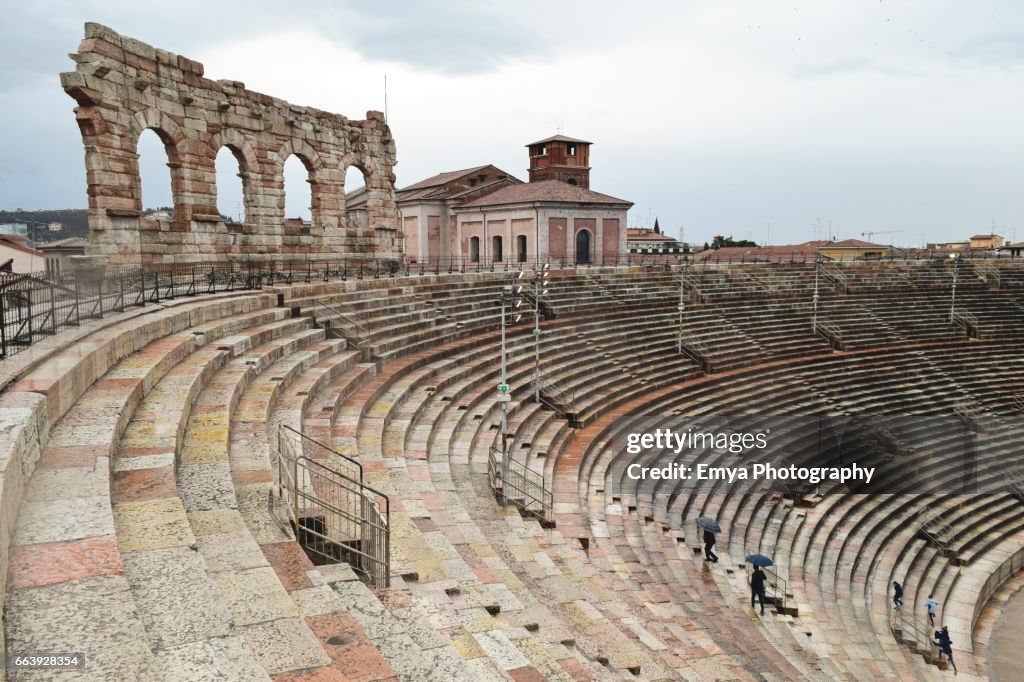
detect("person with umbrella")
[698,517,720,563]
[746,554,772,616]
[934,625,957,674]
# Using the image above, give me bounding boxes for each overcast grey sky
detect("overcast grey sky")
[0,1,1021,246]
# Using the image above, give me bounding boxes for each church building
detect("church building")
[350,135,633,265]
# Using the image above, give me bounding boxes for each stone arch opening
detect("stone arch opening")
[492,235,503,262]
[284,154,313,222]
[576,229,592,265]
[469,236,480,262]
[517,234,528,262]
[136,128,175,217]
[343,164,368,232]
[215,146,246,224]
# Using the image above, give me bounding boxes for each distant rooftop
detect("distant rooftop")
[525,134,592,147]
[458,179,631,209]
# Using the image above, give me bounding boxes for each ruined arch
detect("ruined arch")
[209,128,261,227]
[127,110,187,205]
[63,23,400,264]
[273,138,326,229]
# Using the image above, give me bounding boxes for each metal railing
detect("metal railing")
[891,608,938,662]
[951,309,980,337]
[312,299,370,347]
[763,566,790,614]
[677,336,712,371]
[820,264,849,292]
[537,372,577,419]
[276,425,390,588]
[9,253,1024,360]
[678,270,703,302]
[953,399,984,432]
[814,320,844,350]
[487,447,553,522]
[0,261,273,359]
[974,262,1001,289]
[917,503,956,553]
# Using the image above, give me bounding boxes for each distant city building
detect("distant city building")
[0,223,29,238]
[927,241,969,251]
[627,227,685,253]
[969,234,1004,249]
[37,237,88,275]
[351,135,632,264]
[0,235,44,273]
[1002,242,1024,258]
[695,239,890,262]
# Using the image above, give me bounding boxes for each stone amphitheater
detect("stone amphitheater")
[2,256,1024,681]
[3,20,1023,682]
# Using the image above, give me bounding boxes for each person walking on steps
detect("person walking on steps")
[892,581,903,608]
[934,625,957,674]
[926,594,938,628]
[703,529,718,563]
[750,566,767,615]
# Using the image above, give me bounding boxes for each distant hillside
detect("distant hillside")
[0,208,89,242]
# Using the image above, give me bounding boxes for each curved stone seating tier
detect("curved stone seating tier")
[321,336,633,679]
[322,322,804,678]
[7,264,1024,680]
[2,294,309,678]
[573,337,1024,675]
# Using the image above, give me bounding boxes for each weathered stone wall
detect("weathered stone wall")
[61,23,402,265]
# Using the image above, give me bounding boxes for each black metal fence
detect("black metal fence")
[3,251,1022,360]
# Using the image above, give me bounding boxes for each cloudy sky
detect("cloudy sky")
[1,1,1021,246]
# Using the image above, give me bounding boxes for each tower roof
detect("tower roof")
[525,134,592,147]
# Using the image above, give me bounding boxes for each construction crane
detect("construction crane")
[861,229,903,243]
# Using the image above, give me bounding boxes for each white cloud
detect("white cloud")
[1,1,1022,246]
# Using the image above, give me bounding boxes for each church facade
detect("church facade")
[350,135,633,265]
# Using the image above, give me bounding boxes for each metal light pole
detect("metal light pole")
[949,253,960,323]
[677,261,687,353]
[498,281,522,505]
[533,264,548,404]
[812,255,821,332]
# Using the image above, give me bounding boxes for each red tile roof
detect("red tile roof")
[627,228,672,241]
[458,180,631,209]
[0,236,43,257]
[399,166,491,192]
[526,134,592,146]
[38,237,88,250]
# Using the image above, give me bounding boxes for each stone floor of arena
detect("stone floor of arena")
[2,260,1024,681]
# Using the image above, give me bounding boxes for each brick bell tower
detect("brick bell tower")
[526,134,592,189]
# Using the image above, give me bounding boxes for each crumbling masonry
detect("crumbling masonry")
[61,23,401,265]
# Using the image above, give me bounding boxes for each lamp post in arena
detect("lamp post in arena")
[812,254,821,332]
[949,253,960,323]
[499,281,523,504]
[677,257,689,353]
[533,264,549,403]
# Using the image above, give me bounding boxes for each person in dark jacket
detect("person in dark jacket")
[892,581,903,608]
[750,566,767,615]
[703,529,718,562]
[934,625,957,674]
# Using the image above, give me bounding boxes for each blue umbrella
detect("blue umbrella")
[697,516,721,534]
[746,554,774,568]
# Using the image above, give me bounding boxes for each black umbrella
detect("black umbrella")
[697,516,721,534]
[745,554,774,568]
